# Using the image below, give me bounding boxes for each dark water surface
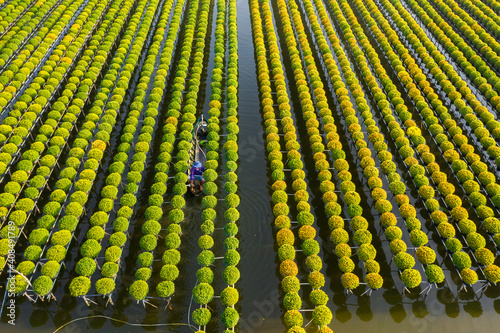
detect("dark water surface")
[1,0,500,332]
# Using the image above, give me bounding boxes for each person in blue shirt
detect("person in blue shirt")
[189,161,205,191]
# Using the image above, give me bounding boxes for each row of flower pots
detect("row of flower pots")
[454,0,500,39]
[0,0,72,72]
[193,0,231,327]
[0,0,123,226]
[332,0,460,287]
[355,0,500,284]
[0,0,47,53]
[0,0,105,198]
[132,0,207,303]
[274,0,339,329]
[285,0,386,297]
[435,0,500,68]
[122,0,187,303]
[0,0,89,113]
[70,0,176,299]
[0,0,128,280]
[482,0,500,13]
[253,0,327,331]
[220,0,241,329]
[376,0,500,282]
[406,0,500,109]
[398,0,500,199]
[21,0,152,298]
[309,0,435,289]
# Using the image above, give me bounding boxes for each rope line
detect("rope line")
[52,315,198,333]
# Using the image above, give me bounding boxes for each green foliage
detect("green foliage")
[224,237,239,250]
[309,289,329,306]
[281,276,300,293]
[90,211,108,226]
[409,229,428,247]
[104,246,122,262]
[50,189,66,203]
[156,281,175,297]
[330,228,349,245]
[461,268,478,285]
[401,269,421,288]
[101,262,119,278]
[193,283,214,305]
[341,272,359,290]
[458,219,477,234]
[390,239,407,255]
[278,244,295,261]
[198,235,214,250]
[80,239,101,258]
[71,191,88,205]
[24,245,42,261]
[221,286,239,306]
[395,252,415,270]
[475,248,495,266]
[87,226,105,240]
[168,209,184,223]
[137,252,154,268]
[16,198,34,212]
[44,202,61,216]
[334,243,352,258]
[308,271,326,289]
[193,308,211,326]
[140,219,160,236]
[453,252,472,270]
[51,230,71,246]
[301,239,320,256]
[224,249,240,266]
[224,222,238,237]
[339,257,355,273]
[41,261,60,279]
[353,229,372,245]
[129,280,149,300]
[484,217,500,234]
[96,278,115,295]
[165,233,180,249]
[223,266,240,285]
[312,305,332,326]
[17,261,35,276]
[284,310,303,328]
[445,237,463,253]
[109,232,127,247]
[69,276,91,297]
[76,257,96,277]
[484,265,500,283]
[0,193,15,207]
[416,246,436,265]
[160,264,179,281]
[466,232,486,250]
[365,273,384,289]
[221,307,239,328]
[162,249,181,265]
[46,245,66,262]
[33,276,53,296]
[11,274,28,294]
[196,267,214,284]
[145,206,163,221]
[29,228,49,246]
[385,226,402,241]
[140,234,157,252]
[425,264,445,283]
